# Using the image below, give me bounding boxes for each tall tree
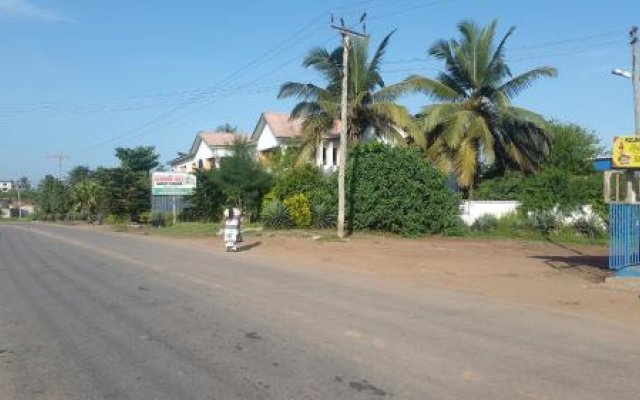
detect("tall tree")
[115,146,160,174]
[70,179,104,216]
[278,31,413,160]
[213,139,272,220]
[67,165,93,187]
[37,175,68,214]
[94,167,150,221]
[391,20,557,192]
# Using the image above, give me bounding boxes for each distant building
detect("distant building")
[250,112,408,173]
[168,131,246,173]
[0,180,12,192]
[250,112,341,173]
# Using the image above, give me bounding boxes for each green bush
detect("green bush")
[312,202,337,229]
[261,188,278,215]
[531,211,560,236]
[139,211,151,225]
[283,193,312,228]
[149,212,167,227]
[104,214,124,225]
[471,214,499,232]
[273,165,325,200]
[262,200,293,229]
[347,143,462,236]
[572,216,605,239]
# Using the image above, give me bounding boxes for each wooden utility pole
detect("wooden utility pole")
[631,26,639,136]
[47,153,70,180]
[331,16,368,239]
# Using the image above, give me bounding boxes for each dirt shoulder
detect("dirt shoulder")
[73,223,640,327]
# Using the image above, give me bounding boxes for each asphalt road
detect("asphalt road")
[0,223,638,400]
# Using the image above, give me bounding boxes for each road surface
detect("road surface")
[0,223,638,399]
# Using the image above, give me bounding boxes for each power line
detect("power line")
[46,153,70,179]
[67,16,331,155]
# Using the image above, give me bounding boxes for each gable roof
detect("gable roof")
[252,112,341,142]
[189,131,247,154]
[263,113,304,138]
[199,131,241,147]
[168,131,248,166]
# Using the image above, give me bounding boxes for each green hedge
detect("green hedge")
[347,143,462,236]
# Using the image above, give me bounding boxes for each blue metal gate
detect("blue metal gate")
[609,203,640,270]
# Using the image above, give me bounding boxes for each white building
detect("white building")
[168,131,245,173]
[0,181,12,192]
[250,112,408,173]
[251,112,341,172]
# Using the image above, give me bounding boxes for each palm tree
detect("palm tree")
[70,180,103,216]
[215,123,238,133]
[278,31,413,161]
[391,20,557,193]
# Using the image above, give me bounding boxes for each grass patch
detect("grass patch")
[467,213,608,246]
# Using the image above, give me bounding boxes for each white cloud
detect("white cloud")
[0,0,70,21]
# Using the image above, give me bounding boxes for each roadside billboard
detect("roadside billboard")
[612,136,640,169]
[151,172,196,196]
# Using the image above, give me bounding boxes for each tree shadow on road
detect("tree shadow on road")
[530,240,611,283]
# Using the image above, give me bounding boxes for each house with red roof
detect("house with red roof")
[168,131,245,173]
[251,112,341,172]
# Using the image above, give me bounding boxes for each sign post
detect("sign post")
[151,172,197,196]
[172,195,177,226]
[151,172,196,225]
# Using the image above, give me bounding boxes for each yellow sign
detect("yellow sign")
[613,136,640,168]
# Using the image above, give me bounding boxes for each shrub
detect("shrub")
[347,143,462,236]
[273,165,326,200]
[139,211,151,225]
[261,188,278,215]
[531,211,560,236]
[65,211,81,222]
[104,214,124,225]
[283,193,312,228]
[312,202,337,229]
[471,214,499,232]
[572,216,605,239]
[149,212,167,228]
[262,200,293,229]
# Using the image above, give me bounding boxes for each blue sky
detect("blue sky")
[0,0,637,182]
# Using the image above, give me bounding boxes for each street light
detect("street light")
[612,68,633,79]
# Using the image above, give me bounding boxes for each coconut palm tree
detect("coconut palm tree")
[390,20,557,193]
[215,123,238,133]
[278,31,413,161]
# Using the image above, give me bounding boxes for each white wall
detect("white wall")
[460,201,604,227]
[460,201,521,225]
[256,124,279,152]
[172,156,195,172]
[0,181,12,192]
[193,141,214,167]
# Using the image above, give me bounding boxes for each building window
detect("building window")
[198,159,204,169]
[333,147,338,166]
[322,147,328,165]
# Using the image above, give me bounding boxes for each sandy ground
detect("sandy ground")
[83,224,640,327]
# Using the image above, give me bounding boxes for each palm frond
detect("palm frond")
[368,30,396,78]
[290,102,323,119]
[278,82,330,100]
[498,67,557,99]
[419,103,465,133]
